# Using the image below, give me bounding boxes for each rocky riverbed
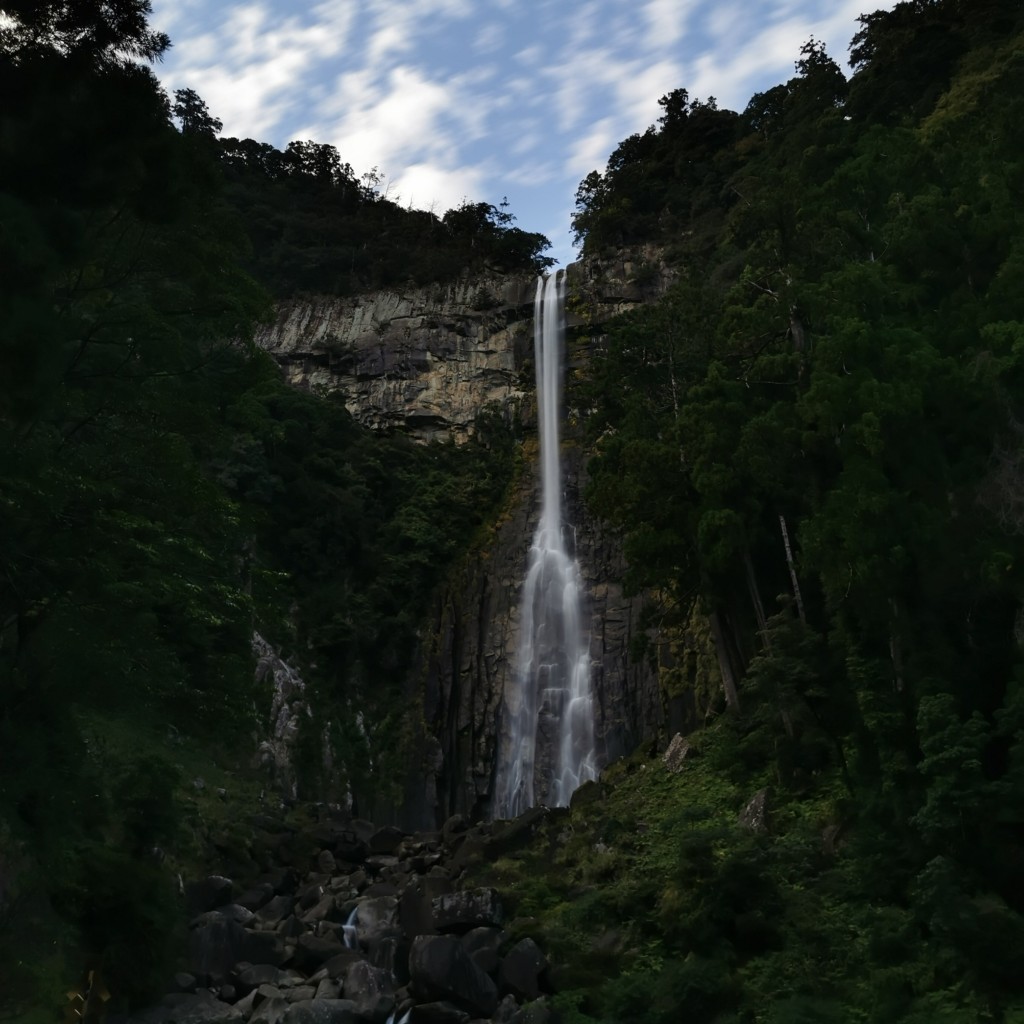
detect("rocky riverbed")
[113,806,561,1024]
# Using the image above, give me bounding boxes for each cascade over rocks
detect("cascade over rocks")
[114,807,554,1024]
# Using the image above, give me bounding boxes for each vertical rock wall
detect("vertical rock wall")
[398,447,666,829]
[255,248,682,826]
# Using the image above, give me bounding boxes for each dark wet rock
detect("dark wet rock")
[172,973,197,994]
[293,931,346,970]
[432,889,504,933]
[409,935,499,1017]
[399,876,453,939]
[257,895,296,928]
[301,892,340,924]
[236,883,275,912]
[568,780,605,809]
[460,927,504,976]
[281,1000,361,1024]
[353,895,400,946]
[363,881,402,899]
[408,1002,470,1024]
[319,949,367,979]
[186,876,234,917]
[485,808,549,858]
[314,978,342,1000]
[343,960,396,1020]
[235,964,290,994]
[498,938,547,1001]
[506,997,551,1024]
[369,825,407,854]
[440,816,467,843]
[249,996,290,1024]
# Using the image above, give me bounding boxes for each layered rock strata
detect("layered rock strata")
[253,246,676,444]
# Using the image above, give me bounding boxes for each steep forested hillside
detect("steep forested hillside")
[496,0,1024,1020]
[0,2,520,1014]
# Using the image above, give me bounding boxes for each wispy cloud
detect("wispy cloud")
[150,0,894,266]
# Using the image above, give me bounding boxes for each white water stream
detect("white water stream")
[493,272,597,818]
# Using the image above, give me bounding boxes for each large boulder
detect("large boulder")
[408,935,499,1018]
[343,960,396,1021]
[498,938,547,1001]
[408,1003,470,1024]
[282,1001,361,1024]
[188,913,286,984]
[431,889,503,933]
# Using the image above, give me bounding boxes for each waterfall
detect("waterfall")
[494,271,597,818]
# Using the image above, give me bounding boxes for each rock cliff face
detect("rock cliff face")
[256,247,681,827]
[253,245,676,442]
[401,449,667,828]
[254,274,536,442]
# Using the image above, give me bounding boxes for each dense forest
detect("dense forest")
[496,0,1024,1020]
[3,0,1024,1021]
[0,1,523,1014]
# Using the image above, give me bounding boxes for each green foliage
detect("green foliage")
[569,5,1024,1020]
[216,141,554,297]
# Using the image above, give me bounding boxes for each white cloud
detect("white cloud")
[642,0,694,50]
[565,116,618,178]
[473,21,505,55]
[147,0,897,269]
[390,162,486,213]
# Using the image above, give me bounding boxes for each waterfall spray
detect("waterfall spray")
[494,271,597,818]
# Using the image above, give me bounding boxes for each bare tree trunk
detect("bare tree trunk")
[709,610,741,711]
[778,514,806,622]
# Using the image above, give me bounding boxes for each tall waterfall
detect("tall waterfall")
[494,271,597,819]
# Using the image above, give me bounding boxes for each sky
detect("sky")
[149,0,895,269]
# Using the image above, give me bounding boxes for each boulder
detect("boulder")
[235,964,290,994]
[185,876,234,917]
[353,895,400,946]
[293,931,346,971]
[236,883,275,912]
[498,938,547,1001]
[319,949,367,979]
[460,927,504,975]
[399,877,453,939]
[662,733,693,773]
[739,788,771,834]
[343,960,396,1021]
[432,889,503,933]
[257,895,296,928]
[369,826,406,854]
[408,935,499,1018]
[408,1003,470,1024]
[249,996,290,1024]
[282,1000,361,1024]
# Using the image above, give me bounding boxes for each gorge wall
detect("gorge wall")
[255,246,685,826]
